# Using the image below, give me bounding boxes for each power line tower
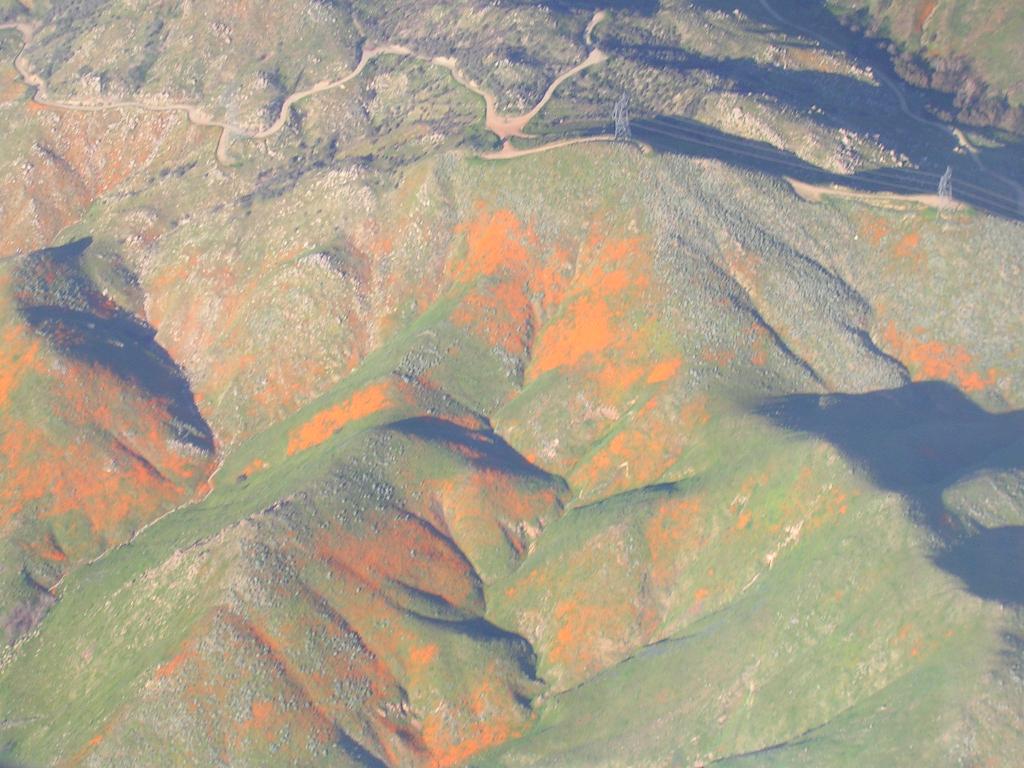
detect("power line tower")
[938,165,953,205]
[613,93,631,142]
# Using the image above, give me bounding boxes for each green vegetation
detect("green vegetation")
[0,2,1022,766]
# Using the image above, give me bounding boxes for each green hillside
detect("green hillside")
[0,2,1022,766]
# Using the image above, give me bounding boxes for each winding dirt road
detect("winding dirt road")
[585,11,608,48]
[1,11,610,165]
[483,133,617,160]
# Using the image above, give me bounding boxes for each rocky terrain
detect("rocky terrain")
[0,2,1022,767]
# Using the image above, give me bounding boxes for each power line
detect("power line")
[938,166,953,204]
[614,93,631,142]
[634,118,1022,218]
[640,113,1021,211]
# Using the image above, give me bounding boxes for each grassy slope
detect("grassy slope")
[1,2,1024,764]
[1,145,1022,766]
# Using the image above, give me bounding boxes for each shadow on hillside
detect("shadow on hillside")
[388,416,558,482]
[629,115,1023,221]
[15,238,214,454]
[686,0,1024,206]
[611,43,929,156]
[758,381,1024,606]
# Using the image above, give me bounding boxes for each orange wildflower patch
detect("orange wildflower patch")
[882,322,997,392]
[452,207,531,282]
[858,214,891,247]
[454,207,656,395]
[596,362,644,393]
[38,547,68,562]
[409,643,439,675]
[0,325,40,407]
[750,322,770,367]
[528,229,648,376]
[0,354,211,544]
[426,720,520,768]
[679,396,711,429]
[422,672,526,768]
[287,381,393,456]
[894,232,920,257]
[532,292,617,373]
[31,532,68,562]
[647,357,682,384]
[251,700,274,725]
[915,0,938,32]
[895,621,932,661]
[239,458,269,478]
[451,279,533,356]
[645,497,703,586]
[892,232,925,268]
[547,599,625,671]
[417,466,564,580]
[316,515,477,611]
[155,651,189,680]
[0,420,182,536]
[701,348,735,367]
[570,417,680,500]
[239,700,279,741]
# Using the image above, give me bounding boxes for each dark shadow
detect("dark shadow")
[757,381,1024,606]
[688,0,1024,181]
[934,527,1024,606]
[387,416,559,481]
[611,43,927,156]
[408,611,540,682]
[15,238,214,454]
[690,0,952,110]
[629,116,1023,222]
[333,727,388,768]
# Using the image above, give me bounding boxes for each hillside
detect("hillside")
[0,2,1022,767]
[825,0,1024,128]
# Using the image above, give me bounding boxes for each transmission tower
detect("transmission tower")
[613,93,631,142]
[938,165,953,204]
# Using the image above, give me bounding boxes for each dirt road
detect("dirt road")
[1,10,610,165]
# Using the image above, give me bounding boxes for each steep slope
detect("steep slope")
[0,326,568,766]
[0,77,203,257]
[1,2,1023,766]
[1,145,1022,767]
[0,237,214,647]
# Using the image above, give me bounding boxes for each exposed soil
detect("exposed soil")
[1,11,610,165]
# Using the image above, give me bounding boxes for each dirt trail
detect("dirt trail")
[2,10,610,165]
[787,176,958,210]
[482,134,652,160]
[585,11,608,47]
[483,134,616,159]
